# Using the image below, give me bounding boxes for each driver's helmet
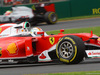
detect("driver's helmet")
[30,27,43,36]
[30,27,48,37]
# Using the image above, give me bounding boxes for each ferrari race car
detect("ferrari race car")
[0,3,57,25]
[0,25,100,64]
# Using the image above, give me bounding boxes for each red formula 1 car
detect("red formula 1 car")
[0,26,100,64]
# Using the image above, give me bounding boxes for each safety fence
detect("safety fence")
[55,0,100,18]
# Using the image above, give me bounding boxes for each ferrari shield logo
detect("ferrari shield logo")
[49,37,55,45]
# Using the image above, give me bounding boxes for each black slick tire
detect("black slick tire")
[56,35,85,64]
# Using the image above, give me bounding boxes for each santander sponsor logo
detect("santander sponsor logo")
[88,52,92,55]
[88,52,100,55]
[39,53,46,59]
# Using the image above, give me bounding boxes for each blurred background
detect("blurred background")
[1,0,66,6]
[0,0,100,19]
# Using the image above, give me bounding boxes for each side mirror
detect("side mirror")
[60,29,64,33]
[37,31,44,35]
[58,29,64,35]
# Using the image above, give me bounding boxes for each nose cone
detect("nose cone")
[0,37,27,58]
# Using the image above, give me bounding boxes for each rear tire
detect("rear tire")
[44,12,57,24]
[56,35,85,64]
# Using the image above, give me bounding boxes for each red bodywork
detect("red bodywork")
[33,3,55,13]
[0,31,100,61]
[44,4,55,12]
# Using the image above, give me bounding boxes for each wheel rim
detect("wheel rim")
[59,41,74,59]
[50,14,57,22]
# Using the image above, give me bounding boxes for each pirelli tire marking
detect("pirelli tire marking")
[0,47,2,57]
[56,35,85,64]
[0,28,2,33]
[48,12,57,24]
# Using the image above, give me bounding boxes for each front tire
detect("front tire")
[56,35,85,64]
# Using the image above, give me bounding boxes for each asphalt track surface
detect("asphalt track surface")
[0,18,100,75]
[36,18,100,31]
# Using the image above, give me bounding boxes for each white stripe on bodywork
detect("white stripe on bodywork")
[38,44,56,62]
[0,23,16,27]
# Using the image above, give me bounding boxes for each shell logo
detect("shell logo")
[7,43,17,54]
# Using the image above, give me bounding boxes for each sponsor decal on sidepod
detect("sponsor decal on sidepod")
[86,50,100,58]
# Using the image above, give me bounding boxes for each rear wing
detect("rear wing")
[33,3,55,14]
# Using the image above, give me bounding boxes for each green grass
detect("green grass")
[46,26,100,36]
[48,71,100,75]
[24,71,100,75]
[58,15,100,21]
